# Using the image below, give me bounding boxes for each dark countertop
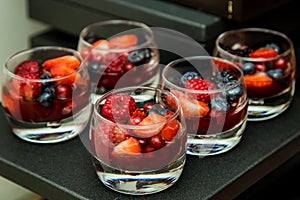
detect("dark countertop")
[0,82,299,200]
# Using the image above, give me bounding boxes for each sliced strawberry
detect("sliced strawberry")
[244,72,276,98]
[171,90,210,118]
[49,64,78,86]
[108,34,138,49]
[43,55,81,70]
[249,47,278,58]
[134,113,167,138]
[160,119,180,141]
[244,72,273,88]
[49,65,75,77]
[112,137,141,156]
[92,39,109,48]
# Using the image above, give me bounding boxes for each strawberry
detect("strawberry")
[170,90,210,118]
[244,72,276,98]
[112,137,141,156]
[244,72,273,88]
[185,78,216,102]
[107,125,128,144]
[249,47,278,58]
[108,34,138,49]
[134,113,167,138]
[43,55,81,70]
[160,119,180,141]
[92,39,109,48]
[101,94,137,122]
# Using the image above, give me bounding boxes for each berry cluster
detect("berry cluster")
[167,65,247,134]
[224,42,291,98]
[175,69,243,117]
[81,34,154,92]
[99,94,180,155]
[12,55,81,107]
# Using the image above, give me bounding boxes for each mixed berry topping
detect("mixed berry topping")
[222,41,291,98]
[12,55,81,107]
[83,34,154,93]
[100,93,181,155]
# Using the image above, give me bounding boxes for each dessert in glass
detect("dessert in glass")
[1,46,92,143]
[77,20,160,103]
[90,86,187,195]
[214,28,296,121]
[161,56,248,156]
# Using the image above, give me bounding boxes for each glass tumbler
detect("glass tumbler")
[77,20,160,103]
[161,56,248,156]
[214,28,296,121]
[1,46,92,143]
[90,86,187,195]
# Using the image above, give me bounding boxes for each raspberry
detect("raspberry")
[101,94,137,122]
[104,54,127,74]
[108,125,128,144]
[185,78,216,102]
[14,60,42,76]
[17,73,43,99]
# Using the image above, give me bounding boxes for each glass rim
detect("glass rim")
[93,86,182,129]
[215,27,294,62]
[79,19,155,53]
[162,56,244,94]
[4,46,85,83]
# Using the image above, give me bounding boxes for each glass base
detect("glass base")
[93,155,186,195]
[7,105,92,143]
[247,87,294,121]
[187,117,247,157]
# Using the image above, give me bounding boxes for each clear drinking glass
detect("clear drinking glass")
[90,86,187,195]
[161,56,248,156]
[214,28,296,121]
[1,46,92,143]
[77,20,160,103]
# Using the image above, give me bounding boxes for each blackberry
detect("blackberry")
[128,48,152,65]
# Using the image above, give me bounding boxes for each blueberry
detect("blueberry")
[267,69,284,79]
[265,43,280,52]
[180,71,202,86]
[210,97,230,111]
[229,48,253,57]
[241,62,256,75]
[37,91,55,107]
[128,48,152,65]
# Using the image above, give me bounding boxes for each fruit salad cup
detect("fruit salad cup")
[214,28,296,121]
[161,56,248,156]
[77,20,160,103]
[1,46,92,143]
[90,86,187,195]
